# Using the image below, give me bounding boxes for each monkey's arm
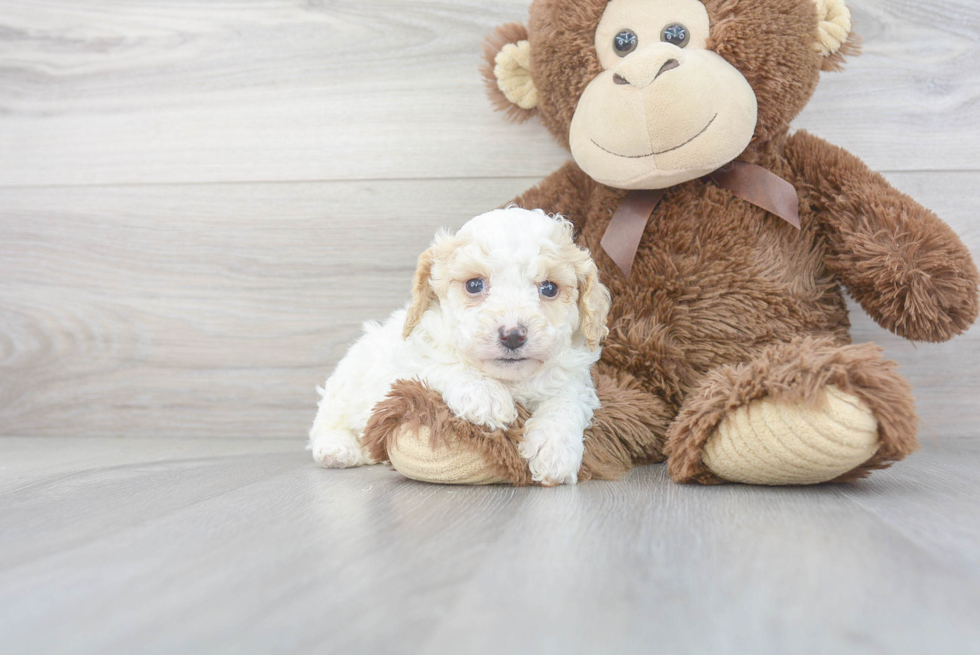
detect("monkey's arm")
[509,160,595,232]
[786,130,979,342]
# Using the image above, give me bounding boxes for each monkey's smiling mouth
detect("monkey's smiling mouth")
[591,114,718,159]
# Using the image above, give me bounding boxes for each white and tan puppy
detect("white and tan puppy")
[309,207,611,485]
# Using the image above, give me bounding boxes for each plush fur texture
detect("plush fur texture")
[310,207,611,485]
[787,131,980,342]
[364,379,537,486]
[381,0,978,485]
[363,367,669,485]
[664,337,919,484]
[568,0,761,190]
[479,0,859,148]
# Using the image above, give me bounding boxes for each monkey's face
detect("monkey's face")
[568,0,757,190]
[483,0,854,190]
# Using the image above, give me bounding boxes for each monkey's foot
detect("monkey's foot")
[701,385,879,485]
[362,380,534,486]
[386,425,506,485]
[362,376,662,486]
[666,338,919,485]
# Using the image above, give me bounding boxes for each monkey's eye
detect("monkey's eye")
[465,278,485,295]
[662,24,689,48]
[539,281,559,298]
[614,30,638,57]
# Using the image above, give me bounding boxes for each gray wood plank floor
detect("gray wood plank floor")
[1,437,979,655]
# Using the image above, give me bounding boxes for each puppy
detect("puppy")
[308,207,611,485]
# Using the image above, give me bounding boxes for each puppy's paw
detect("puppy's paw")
[310,429,371,468]
[443,381,518,430]
[519,427,583,486]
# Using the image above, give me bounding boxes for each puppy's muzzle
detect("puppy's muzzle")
[499,325,527,351]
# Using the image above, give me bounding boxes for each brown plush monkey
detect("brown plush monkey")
[364,0,979,486]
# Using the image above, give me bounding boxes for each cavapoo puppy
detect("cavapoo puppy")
[309,207,611,485]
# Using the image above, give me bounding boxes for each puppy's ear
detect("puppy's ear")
[576,255,611,351]
[403,247,436,339]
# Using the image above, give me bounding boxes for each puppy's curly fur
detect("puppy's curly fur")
[309,207,611,485]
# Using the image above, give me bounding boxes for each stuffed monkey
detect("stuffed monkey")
[364,0,979,486]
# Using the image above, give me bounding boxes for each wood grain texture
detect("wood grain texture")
[1,173,977,439]
[0,178,535,438]
[0,436,978,654]
[1,0,979,187]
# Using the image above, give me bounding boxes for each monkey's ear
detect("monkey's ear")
[481,23,539,123]
[813,0,861,72]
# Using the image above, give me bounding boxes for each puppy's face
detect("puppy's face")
[403,208,611,381]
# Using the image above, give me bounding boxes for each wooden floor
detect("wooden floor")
[1,437,980,654]
[2,0,980,652]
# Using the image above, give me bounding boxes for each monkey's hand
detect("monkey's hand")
[786,130,979,343]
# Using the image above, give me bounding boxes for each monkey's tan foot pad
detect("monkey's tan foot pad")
[387,425,508,485]
[363,379,537,485]
[701,385,879,485]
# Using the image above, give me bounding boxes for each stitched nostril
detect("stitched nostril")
[613,73,630,85]
[655,59,680,80]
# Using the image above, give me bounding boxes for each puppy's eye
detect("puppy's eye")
[465,278,485,295]
[539,281,559,298]
[662,24,689,48]
[614,30,638,56]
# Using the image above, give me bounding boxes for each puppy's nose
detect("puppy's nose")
[499,325,527,351]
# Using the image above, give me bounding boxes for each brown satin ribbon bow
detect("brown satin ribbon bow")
[600,161,801,278]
